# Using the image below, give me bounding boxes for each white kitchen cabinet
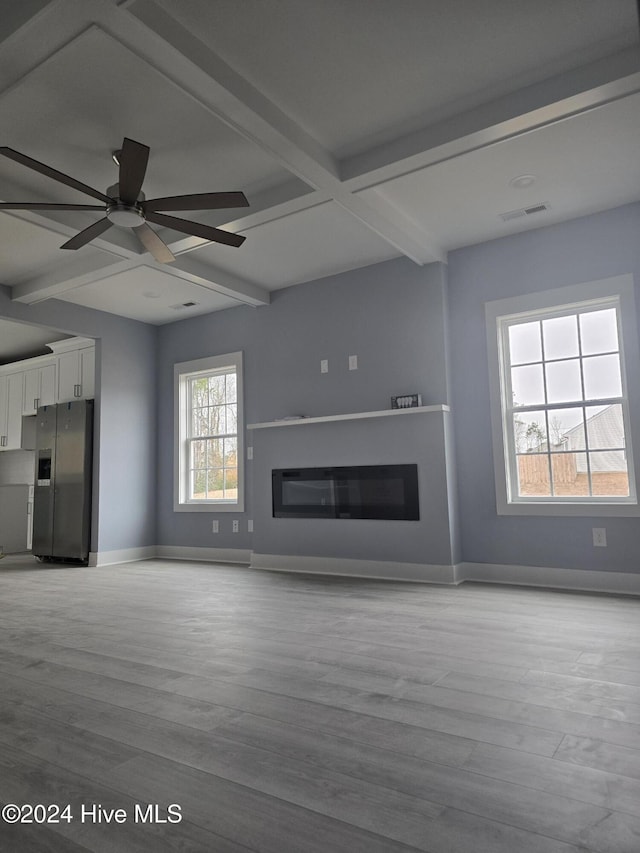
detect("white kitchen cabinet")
[0,338,95,451]
[57,345,95,402]
[0,372,24,450]
[22,362,57,415]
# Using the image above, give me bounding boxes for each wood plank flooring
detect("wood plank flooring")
[0,555,639,852]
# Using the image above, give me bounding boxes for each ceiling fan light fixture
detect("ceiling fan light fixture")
[106,202,145,227]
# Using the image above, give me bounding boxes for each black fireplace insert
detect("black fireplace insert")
[272,464,419,520]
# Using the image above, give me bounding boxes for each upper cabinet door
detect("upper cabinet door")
[57,347,95,402]
[57,351,79,403]
[0,373,24,450]
[22,363,57,415]
[40,363,57,406]
[23,367,39,416]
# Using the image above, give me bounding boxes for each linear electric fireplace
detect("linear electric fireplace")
[272,464,419,520]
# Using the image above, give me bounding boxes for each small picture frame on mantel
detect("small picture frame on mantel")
[391,393,422,409]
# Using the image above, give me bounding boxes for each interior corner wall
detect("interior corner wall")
[0,288,158,555]
[156,256,453,553]
[448,201,640,574]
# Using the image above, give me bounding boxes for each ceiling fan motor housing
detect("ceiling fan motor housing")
[105,183,146,227]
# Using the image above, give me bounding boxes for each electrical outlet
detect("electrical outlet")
[320,359,328,374]
[248,519,253,532]
[211,520,219,533]
[232,520,239,533]
[349,354,358,370]
[592,527,607,547]
[247,446,253,460]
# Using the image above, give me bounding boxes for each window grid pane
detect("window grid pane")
[185,367,239,502]
[504,300,631,501]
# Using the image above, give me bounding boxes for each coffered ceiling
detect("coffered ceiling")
[0,0,639,331]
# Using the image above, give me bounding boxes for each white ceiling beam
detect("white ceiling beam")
[118,0,446,264]
[342,47,640,191]
[11,245,269,307]
[1,0,445,269]
[161,256,270,307]
[11,255,135,304]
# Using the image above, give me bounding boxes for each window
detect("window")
[486,276,640,516]
[174,352,244,512]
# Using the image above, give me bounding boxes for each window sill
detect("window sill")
[174,501,244,513]
[497,500,640,517]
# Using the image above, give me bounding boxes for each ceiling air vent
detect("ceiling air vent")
[170,301,199,310]
[499,202,550,222]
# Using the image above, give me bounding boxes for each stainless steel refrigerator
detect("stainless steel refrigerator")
[32,400,93,563]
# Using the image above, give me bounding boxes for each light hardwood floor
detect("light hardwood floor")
[0,555,639,852]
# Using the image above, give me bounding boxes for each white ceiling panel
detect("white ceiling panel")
[159,0,637,155]
[361,92,640,251]
[0,26,289,202]
[0,213,109,284]
[0,1,639,337]
[57,265,244,324]
[192,201,401,289]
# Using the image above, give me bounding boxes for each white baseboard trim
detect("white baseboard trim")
[88,546,157,567]
[156,545,252,565]
[85,548,640,596]
[250,553,457,584]
[457,561,640,596]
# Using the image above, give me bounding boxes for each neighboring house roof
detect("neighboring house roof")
[520,405,626,472]
[562,405,625,472]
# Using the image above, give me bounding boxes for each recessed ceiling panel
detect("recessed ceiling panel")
[0,213,109,284]
[360,92,640,251]
[57,265,243,324]
[0,26,289,204]
[157,0,636,155]
[192,201,400,289]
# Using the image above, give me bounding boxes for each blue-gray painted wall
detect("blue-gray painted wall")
[448,202,640,573]
[3,200,639,574]
[156,257,451,551]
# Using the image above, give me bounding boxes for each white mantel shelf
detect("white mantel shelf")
[247,404,450,430]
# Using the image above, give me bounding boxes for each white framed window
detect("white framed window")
[486,275,640,516]
[174,351,244,512]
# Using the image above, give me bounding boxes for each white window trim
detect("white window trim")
[174,351,244,513]
[485,274,640,517]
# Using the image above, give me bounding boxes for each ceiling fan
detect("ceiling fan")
[0,137,248,264]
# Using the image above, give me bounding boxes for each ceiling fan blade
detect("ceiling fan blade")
[60,217,112,250]
[0,147,112,203]
[0,203,104,211]
[145,211,246,247]
[118,138,149,205]
[133,223,175,264]
[143,191,249,213]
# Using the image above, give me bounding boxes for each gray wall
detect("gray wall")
[448,202,640,573]
[156,257,451,550]
[251,412,457,567]
[0,288,157,553]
